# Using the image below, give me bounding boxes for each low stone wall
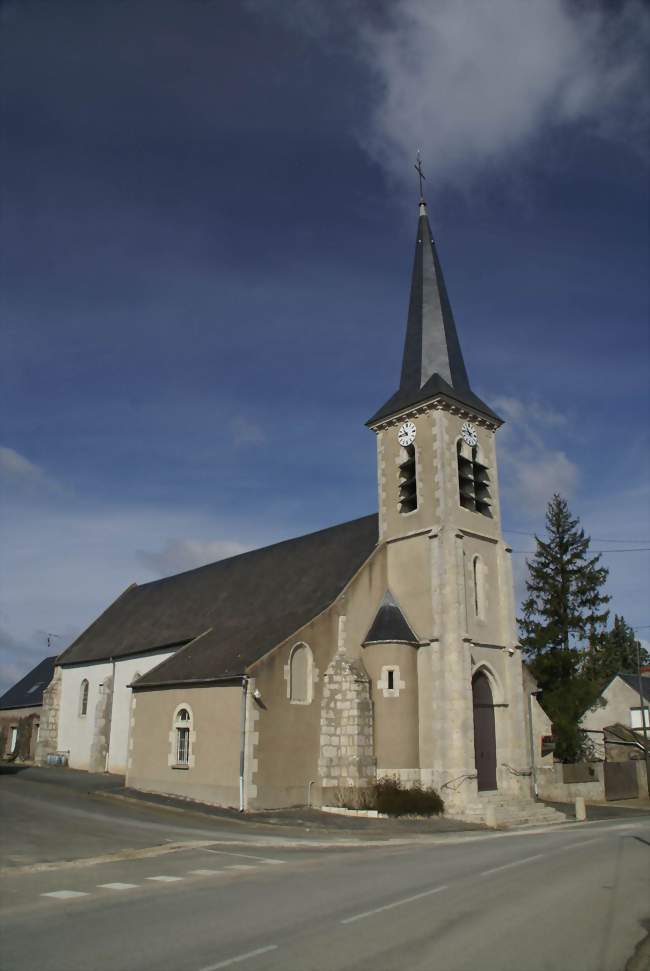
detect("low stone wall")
[537,762,605,802]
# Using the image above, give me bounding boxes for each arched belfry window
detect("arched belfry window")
[289,643,313,704]
[398,445,418,514]
[457,440,492,517]
[473,555,486,620]
[79,679,89,717]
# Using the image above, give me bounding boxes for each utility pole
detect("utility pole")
[636,638,650,797]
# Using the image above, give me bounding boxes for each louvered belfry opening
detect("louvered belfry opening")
[457,441,492,517]
[398,444,418,513]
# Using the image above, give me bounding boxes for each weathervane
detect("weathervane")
[414,151,426,199]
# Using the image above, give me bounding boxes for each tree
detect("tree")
[582,615,649,684]
[519,494,610,760]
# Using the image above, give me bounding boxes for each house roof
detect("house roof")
[0,656,56,710]
[363,590,418,645]
[368,200,500,426]
[58,514,379,684]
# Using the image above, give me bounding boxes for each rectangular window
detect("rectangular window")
[387,670,395,691]
[176,727,189,765]
[9,726,18,753]
[630,707,649,729]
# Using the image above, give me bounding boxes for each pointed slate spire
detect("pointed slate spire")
[368,198,500,425]
[363,590,418,645]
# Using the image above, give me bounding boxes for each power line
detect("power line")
[510,547,650,554]
[504,526,650,544]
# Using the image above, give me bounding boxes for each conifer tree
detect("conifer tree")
[519,494,610,760]
[583,615,649,684]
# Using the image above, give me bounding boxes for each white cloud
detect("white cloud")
[358,0,649,187]
[0,445,64,494]
[136,538,250,577]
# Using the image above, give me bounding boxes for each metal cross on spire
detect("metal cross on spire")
[414,151,426,199]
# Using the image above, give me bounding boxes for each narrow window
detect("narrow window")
[398,445,418,514]
[457,441,492,518]
[79,679,89,717]
[387,670,395,691]
[174,707,192,766]
[9,726,18,753]
[289,643,313,704]
[473,556,485,620]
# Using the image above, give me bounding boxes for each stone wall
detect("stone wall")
[318,652,376,792]
[35,666,62,763]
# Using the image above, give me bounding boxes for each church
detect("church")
[36,192,554,821]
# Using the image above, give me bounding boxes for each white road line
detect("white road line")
[146,875,184,882]
[562,837,605,851]
[41,890,89,900]
[98,883,138,890]
[189,869,225,877]
[223,865,257,871]
[480,853,544,876]
[341,885,448,925]
[204,849,284,865]
[197,944,278,970]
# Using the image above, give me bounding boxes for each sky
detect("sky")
[1,0,648,692]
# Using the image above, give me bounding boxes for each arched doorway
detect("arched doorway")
[472,671,497,791]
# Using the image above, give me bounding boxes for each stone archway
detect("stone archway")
[472,670,497,791]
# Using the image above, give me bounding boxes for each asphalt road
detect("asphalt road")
[1,768,649,971]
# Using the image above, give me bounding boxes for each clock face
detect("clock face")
[397,420,416,447]
[461,421,478,447]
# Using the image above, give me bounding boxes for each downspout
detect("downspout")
[239,676,249,812]
[104,657,116,773]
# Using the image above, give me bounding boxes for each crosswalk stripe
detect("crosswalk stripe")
[42,890,89,900]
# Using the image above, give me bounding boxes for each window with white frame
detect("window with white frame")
[289,643,313,704]
[9,726,18,753]
[174,707,191,765]
[630,706,649,729]
[79,679,89,717]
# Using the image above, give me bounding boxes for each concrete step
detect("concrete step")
[458,800,567,827]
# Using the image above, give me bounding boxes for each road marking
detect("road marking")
[204,849,284,865]
[189,869,225,877]
[341,885,448,924]
[41,890,89,900]
[197,944,278,970]
[98,882,138,890]
[223,865,257,871]
[146,875,184,882]
[480,853,544,876]
[562,837,604,851]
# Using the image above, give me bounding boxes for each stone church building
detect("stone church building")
[37,196,554,820]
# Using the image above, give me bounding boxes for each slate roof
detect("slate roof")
[58,514,379,685]
[363,590,418,645]
[368,201,500,425]
[0,656,56,710]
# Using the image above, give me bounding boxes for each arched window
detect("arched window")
[473,555,486,620]
[79,679,89,717]
[173,706,193,766]
[289,643,313,704]
[457,439,492,517]
[398,444,418,514]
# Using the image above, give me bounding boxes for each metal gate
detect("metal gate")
[604,761,638,801]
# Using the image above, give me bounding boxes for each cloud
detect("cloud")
[493,394,579,516]
[230,416,265,447]
[0,445,64,494]
[136,538,250,577]
[359,0,649,187]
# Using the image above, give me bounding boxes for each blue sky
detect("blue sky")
[1,0,648,691]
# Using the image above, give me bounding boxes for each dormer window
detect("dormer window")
[457,440,492,517]
[398,444,418,514]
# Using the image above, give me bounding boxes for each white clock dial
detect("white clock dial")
[461,422,478,447]
[397,420,416,447]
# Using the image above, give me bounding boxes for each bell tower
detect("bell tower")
[366,187,528,809]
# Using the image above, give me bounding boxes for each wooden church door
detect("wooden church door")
[472,671,497,791]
